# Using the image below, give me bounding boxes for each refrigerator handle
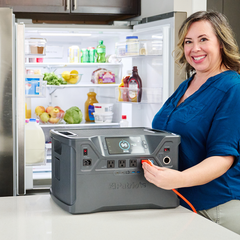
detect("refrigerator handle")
[66,0,70,10]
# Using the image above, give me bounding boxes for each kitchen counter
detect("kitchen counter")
[0,194,239,240]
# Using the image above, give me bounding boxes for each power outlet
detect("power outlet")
[118,160,126,168]
[130,160,137,167]
[107,160,115,168]
[83,159,92,166]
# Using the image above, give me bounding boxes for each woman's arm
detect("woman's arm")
[142,156,234,190]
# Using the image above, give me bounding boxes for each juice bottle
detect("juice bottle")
[96,40,106,63]
[127,66,142,102]
[25,98,31,119]
[85,89,98,122]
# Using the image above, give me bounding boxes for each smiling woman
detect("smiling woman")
[143,11,240,235]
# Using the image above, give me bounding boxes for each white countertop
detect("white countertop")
[0,194,239,240]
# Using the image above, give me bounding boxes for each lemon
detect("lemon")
[68,77,78,84]
[70,70,78,75]
[61,71,70,81]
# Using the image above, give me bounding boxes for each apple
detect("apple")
[35,106,45,116]
[54,106,62,110]
[50,108,60,118]
[49,117,60,124]
[58,109,65,119]
[39,112,50,123]
[46,106,54,114]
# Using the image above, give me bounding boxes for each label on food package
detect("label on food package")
[98,71,115,84]
[88,105,95,121]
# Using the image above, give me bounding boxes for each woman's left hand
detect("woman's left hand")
[142,162,184,190]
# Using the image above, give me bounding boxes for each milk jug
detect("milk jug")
[25,118,45,165]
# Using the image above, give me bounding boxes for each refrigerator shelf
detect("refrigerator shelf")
[39,122,120,128]
[25,62,122,68]
[47,83,119,88]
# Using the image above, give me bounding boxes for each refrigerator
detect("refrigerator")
[0,8,186,196]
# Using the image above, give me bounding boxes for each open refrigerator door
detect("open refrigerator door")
[22,12,186,191]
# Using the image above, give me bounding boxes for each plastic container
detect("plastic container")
[85,89,98,122]
[25,74,43,96]
[93,112,113,123]
[96,40,106,63]
[25,118,45,165]
[120,115,129,127]
[93,103,113,114]
[126,36,139,56]
[25,38,47,55]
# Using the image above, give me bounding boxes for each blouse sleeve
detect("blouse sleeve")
[206,83,240,160]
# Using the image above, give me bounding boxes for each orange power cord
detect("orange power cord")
[141,160,197,213]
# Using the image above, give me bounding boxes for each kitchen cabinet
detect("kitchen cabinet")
[207,0,240,49]
[0,0,141,24]
[0,0,67,13]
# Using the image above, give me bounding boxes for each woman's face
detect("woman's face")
[184,20,222,75]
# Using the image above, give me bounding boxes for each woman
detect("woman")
[142,11,240,234]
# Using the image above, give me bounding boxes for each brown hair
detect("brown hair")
[175,11,240,77]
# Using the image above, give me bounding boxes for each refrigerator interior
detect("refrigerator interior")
[23,19,172,190]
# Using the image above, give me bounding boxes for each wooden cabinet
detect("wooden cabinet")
[0,0,68,13]
[0,0,140,24]
[207,0,240,48]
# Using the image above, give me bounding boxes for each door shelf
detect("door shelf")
[115,39,163,57]
[116,87,162,104]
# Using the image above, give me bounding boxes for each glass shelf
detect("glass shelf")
[25,62,122,68]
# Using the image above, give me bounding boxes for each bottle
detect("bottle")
[127,66,142,102]
[25,98,31,119]
[85,89,99,122]
[118,70,131,102]
[25,118,45,165]
[120,115,129,127]
[96,40,106,63]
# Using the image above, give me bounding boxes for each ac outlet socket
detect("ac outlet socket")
[129,160,137,167]
[107,160,115,168]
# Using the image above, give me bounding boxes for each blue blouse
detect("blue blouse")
[152,70,240,211]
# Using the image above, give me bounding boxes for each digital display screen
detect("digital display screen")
[105,136,145,155]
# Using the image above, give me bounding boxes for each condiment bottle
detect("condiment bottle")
[118,70,131,102]
[120,115,129,127]
[85,89,98,122]
[127,66,142,102]
[96,40,106,63]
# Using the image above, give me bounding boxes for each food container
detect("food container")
[125,36,139,56]
[93,103,113,114]
[25,38,47,55]
[139,39,163,55]
[25,75,43,96]
[93,112,113,123]
[59,74,83,84]
[36,106,65,124]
